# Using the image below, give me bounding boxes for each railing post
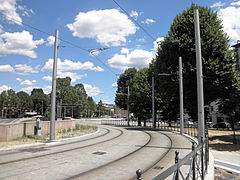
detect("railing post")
[205,126,209,171]
[192,142,196,180]
[201,137,204,180]
[136,169,142,180]
[175,151,179,180]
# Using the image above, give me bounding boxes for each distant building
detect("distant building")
[232,40,240,69]
[208,101,230,124]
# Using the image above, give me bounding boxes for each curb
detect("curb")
[0,128,100,151]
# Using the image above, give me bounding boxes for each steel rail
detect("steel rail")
[64,130,153,180]
[0,128,123,166]
[0,127,110,156]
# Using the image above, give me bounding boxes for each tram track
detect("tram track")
[0,127,110,156]
[64,130,153,180]
[0,127,123,166]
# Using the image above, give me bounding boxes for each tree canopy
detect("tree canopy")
[150,4,238,120]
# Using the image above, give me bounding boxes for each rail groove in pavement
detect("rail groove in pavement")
[0,127,123,166]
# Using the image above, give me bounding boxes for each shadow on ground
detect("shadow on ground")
[209,134,240,151]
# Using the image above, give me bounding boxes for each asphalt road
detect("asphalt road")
[0,124,192,180]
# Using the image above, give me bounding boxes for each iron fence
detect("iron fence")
[101,119,209,180]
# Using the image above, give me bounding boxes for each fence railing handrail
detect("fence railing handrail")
[152,138,208,180]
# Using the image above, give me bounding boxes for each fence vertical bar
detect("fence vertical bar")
[192,142,196,180]
[201,137,204,180]
[175,151,179,180]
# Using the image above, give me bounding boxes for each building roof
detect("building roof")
[232,41,240,48]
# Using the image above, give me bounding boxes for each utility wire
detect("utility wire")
[112,0,156,41]
[0,11,118,76]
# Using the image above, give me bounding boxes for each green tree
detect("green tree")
[31,88,48,115]
[115,68,137,110]
[0,89,19,118]
[16,91,33,115]
[97,100,104,117]
[150,4,236,121]
[86,96,96,117]
[130,68,152,126]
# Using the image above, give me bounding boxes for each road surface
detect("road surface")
[0,124,192,180]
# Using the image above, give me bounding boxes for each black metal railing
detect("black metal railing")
[151,136,209,180]
[101,119,209,180]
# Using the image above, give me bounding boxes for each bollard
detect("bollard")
[175,151,179,180]
[136,169,142,180]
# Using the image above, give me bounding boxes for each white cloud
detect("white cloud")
[57,72,87,83]
[20,79,36,85]
[108,49,153,70]
[83,84,103,97]
[130,10,139,20]
[42,75,52,82]
[67,9,137,46]
[21,85,51,94]
[0,30,44,58]
[42,58,104,72]
[14,64,38,75]
[121,48,129,54]
[16,78,22,82]
[46,36,55,46]
[0,85,11,93]
[43,73,87,83]
[230,1,240,6]
[0,64,14,72]
[210,2,226,8]
[102,99,110,104]
[42,86,52,94]
[217,6,240,41]
[136,38,145,42]
[0,0,22,25]
[141,18,156,24]
[20,86,34,94]
[153,37,165,51]
[0,24,3,33]
[112,82,117,88]
[17,5,34,17]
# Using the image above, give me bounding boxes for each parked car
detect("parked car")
[233,122,240,130]
[206,121,213,128]
[213,122,231,130]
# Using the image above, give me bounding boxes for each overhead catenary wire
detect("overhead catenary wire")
[112,0,156,41]
[0,11,118,76]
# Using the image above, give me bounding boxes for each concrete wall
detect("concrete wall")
[0,120,76,141]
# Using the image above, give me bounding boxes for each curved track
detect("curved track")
[0,127,123,166]
[0,125,192,180]
[64,130,153,180]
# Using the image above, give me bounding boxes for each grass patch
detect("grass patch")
[56,124,97,139]
[0,124,97,148]
[14,135,46,141]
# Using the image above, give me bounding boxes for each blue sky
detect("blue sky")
[0,0,240,104]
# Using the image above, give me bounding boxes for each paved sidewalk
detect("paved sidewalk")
[211,150,240,174]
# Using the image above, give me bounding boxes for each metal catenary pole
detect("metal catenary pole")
[50,29,59,141]
[127,85,130,126]
[152,77,156,128]
[194,9,205,142]
[179,57,184,135]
